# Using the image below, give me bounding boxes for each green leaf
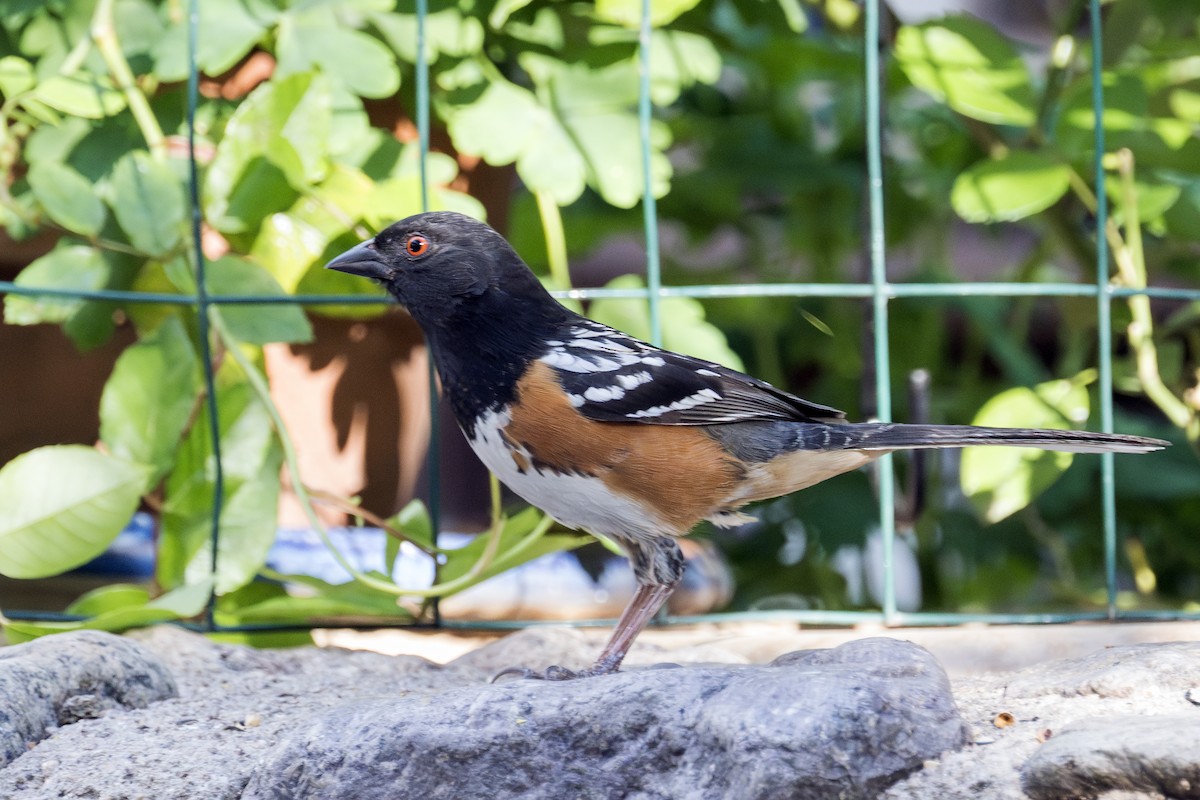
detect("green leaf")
[250,213,329,293]
[99,316,199,481]
[895,16,1036,126]
[276,6,400,99]
[961,372,1093,523]
[66,584,151,616]
[3,244,109,326]
[386,499,435,551]
[589,275,746,370]
[0,55,35,97]
[1107,179,1182,226]
[0,446,150,579]
[371,7,484,64]
[32,73,126,119]
[154,0,277,79]
[205,72,332,233]
[443,75,543,166]
[443,58,672,208]
[147,576,214,617]
[158,363,281,595]
[108,151,185,257]
[595,0,703,27]
[206,256,313,345]
[250,165,375,292]
[221,590,409,624]
[15,579,213,641]
[951,152,1071,223]
[27,161,106,236]
[648,31,723,105]
[489,0,535,29]
[197,456,282,593]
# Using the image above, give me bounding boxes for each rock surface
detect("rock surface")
[0,630,176,767]
[885,639,1200,800]
[2,625,1200,799]
[242,637,967,800]
[1021,714,1200,799]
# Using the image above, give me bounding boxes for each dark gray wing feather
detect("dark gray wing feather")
[541,321,844,426]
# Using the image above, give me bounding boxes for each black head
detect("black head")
[324,211,560,332]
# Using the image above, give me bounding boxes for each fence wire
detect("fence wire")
[2,0,1200,632]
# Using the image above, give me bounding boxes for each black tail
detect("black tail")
[840,423,1168,455]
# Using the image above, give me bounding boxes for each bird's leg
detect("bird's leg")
[540,537,683,680]
[492,537,684,682]
[584,580,678,675]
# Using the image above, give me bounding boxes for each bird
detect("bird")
[325,211,1169,679]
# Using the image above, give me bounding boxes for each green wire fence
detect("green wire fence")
[2,0,1198,632]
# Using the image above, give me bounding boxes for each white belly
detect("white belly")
[466,409,673,540]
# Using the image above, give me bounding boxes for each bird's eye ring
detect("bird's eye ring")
[405,234,430,258]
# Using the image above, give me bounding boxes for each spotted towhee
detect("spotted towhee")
[326,211,1168,679]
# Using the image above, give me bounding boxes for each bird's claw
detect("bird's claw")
[490,666,540,683]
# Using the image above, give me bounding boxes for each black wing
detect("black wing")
[538,320,844,426]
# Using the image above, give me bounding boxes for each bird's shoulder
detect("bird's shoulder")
[534,319,844,426]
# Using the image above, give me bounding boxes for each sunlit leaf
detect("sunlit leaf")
[276,6,400,99]
[0,55,35,97]
[27,161,106,236]
[109,150,186,256]
[371,7,484,64]
[154,0,277,79]
[895,16,1035,126]
[961,373,1093,523]
[159,362,282,594]
[10,579,214,641]
[205,72,331,233]
[385,499,435,551]
[3,245,109,326]
[595,0,703,27]
[0,446,150,579]
[66,584,151,616]
[206,256,313,345]
[99,316,199,482]
[951,152,1071,223]
[32,73,126,119]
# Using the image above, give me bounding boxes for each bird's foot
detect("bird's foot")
[490,663,615,683]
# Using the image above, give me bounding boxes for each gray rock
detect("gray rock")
[243,637,969,800]
[1004,642,1200,699]
[1021,714,1200,799]
[0,626,454,800]
[0,630,176,767]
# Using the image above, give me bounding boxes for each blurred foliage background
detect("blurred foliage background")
[0,0,1198,638]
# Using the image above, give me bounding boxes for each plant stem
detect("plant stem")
[91,0,166,158]
[1110,149,1197,439]
[305,487,437,556]
[535,189,571,289]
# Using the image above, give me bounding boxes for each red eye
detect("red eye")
[405,234,430,258]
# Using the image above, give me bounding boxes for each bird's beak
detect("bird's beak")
[324,238,394,281]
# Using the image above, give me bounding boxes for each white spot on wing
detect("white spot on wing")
[540,349,622,373]
[569,338,635,353]
[641,356,665,367]
[626,387,722,419]
[584,385,626,402]
[616,371,653,390]
[696,369,720,377]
